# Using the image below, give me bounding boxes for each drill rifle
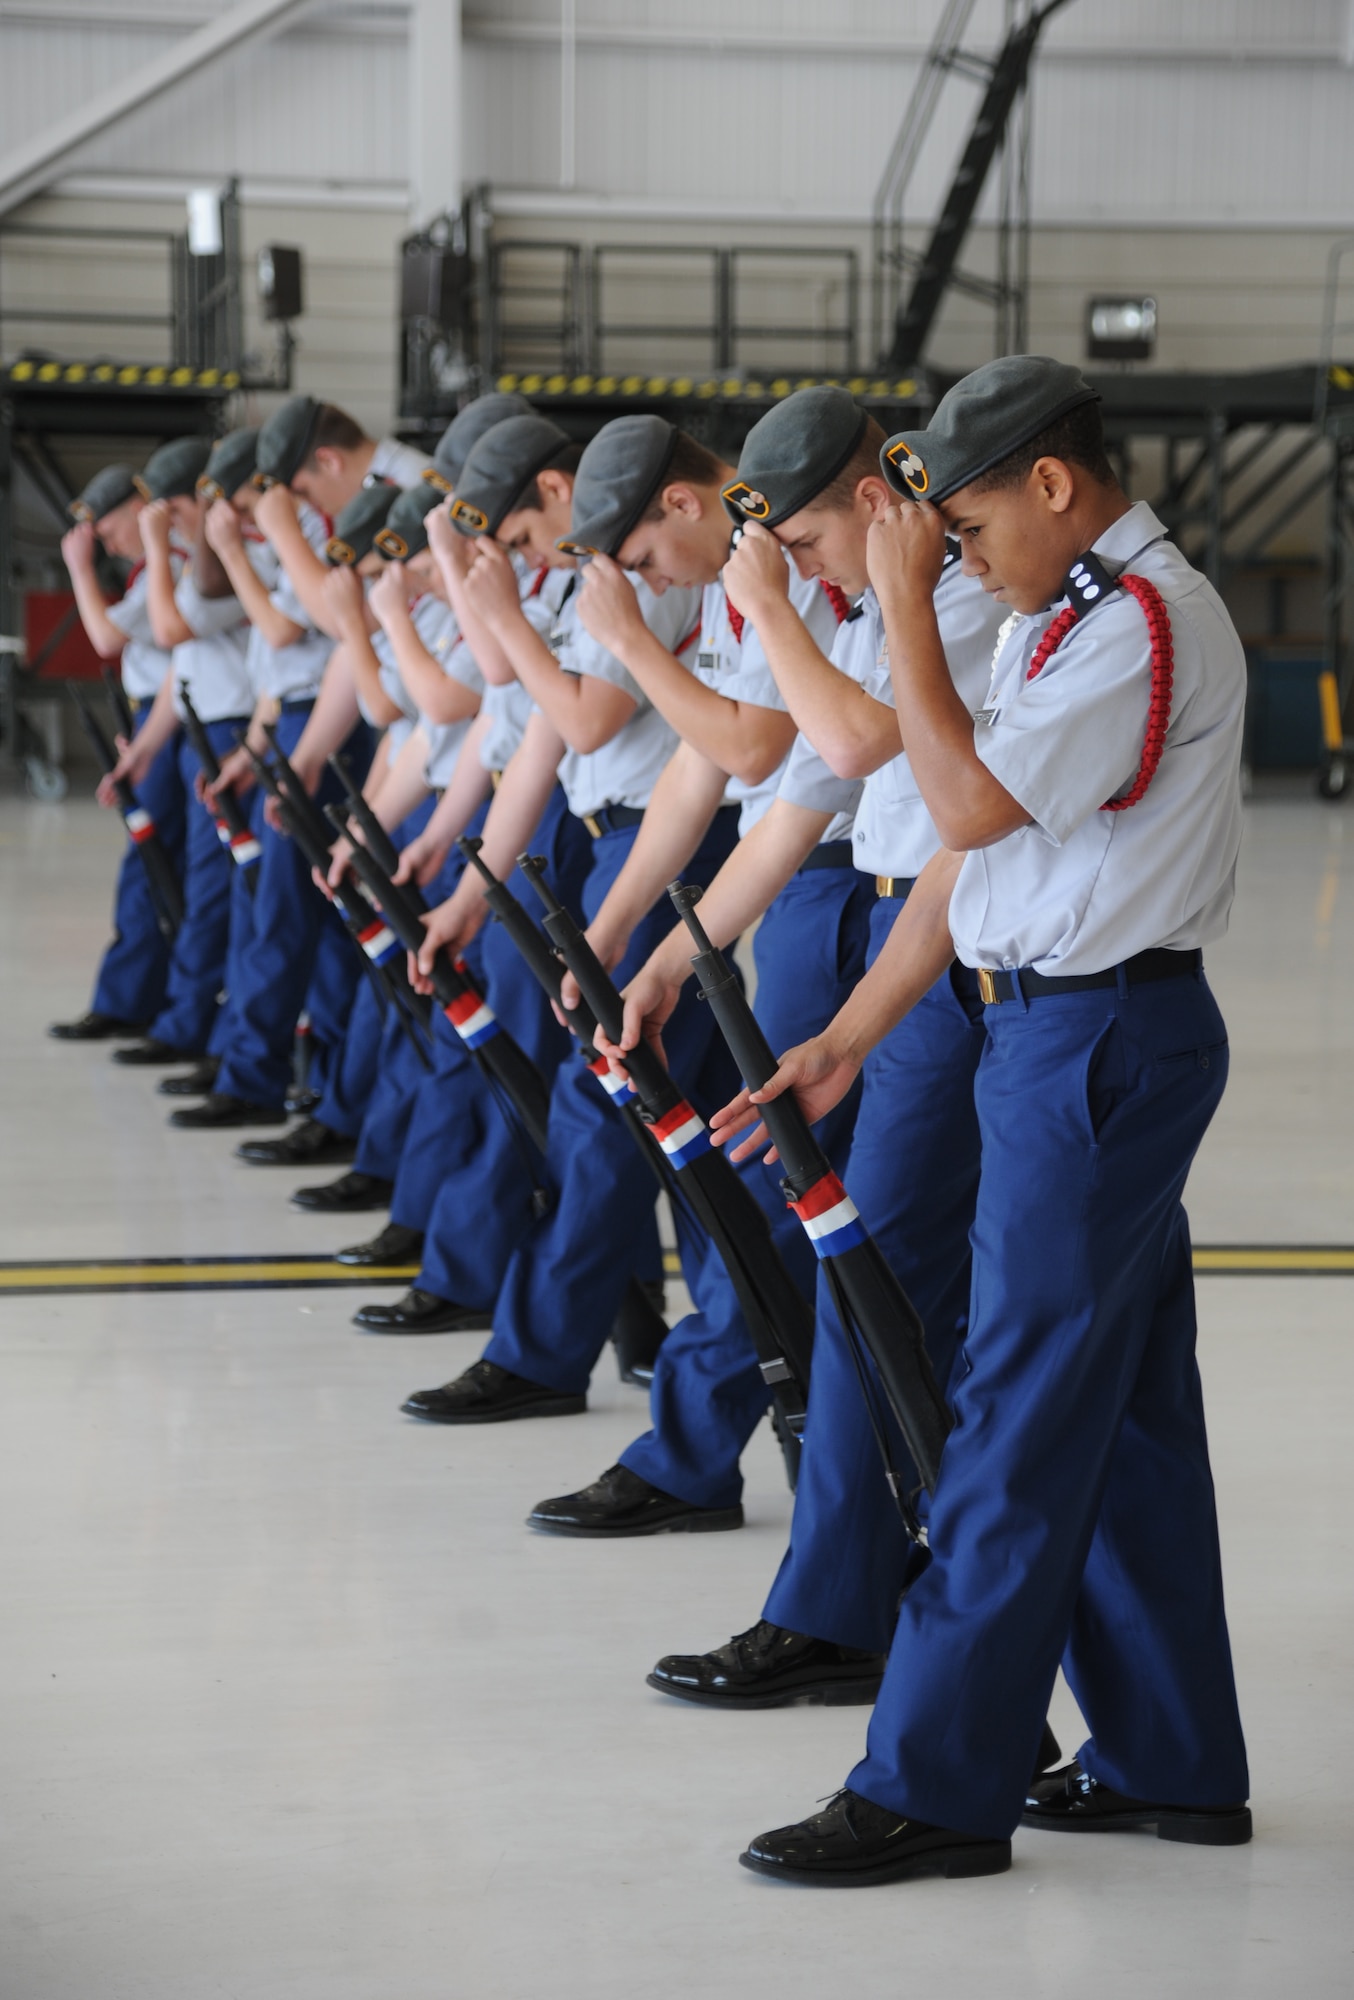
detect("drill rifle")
[669,879,951,1504]
[67,683,184,940]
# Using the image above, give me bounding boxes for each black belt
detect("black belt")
[977,947,1204,1006]
[581,803,646,837]
[280,696,318,714]
[798,840,856,874]
[874,874,917,899]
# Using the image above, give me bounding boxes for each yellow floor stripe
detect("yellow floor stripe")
[1192,1247,1354,1274]
[0,1247,1349,1299]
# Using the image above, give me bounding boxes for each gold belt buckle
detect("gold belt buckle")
[583,813,603,839]
[489,768,503,791]
[977,967,1000,1005]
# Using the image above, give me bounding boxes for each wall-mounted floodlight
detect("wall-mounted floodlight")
[186,188,224,257]
[1086,296,1157,363]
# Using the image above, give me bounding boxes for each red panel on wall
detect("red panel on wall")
[23,592,105,682]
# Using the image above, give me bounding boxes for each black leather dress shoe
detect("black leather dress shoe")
[235,1118,356,1167]
[353,1288,492,1334]
[528,1463,743,1538]
[401,1357,585,1423]
[290,1170,392,1213]
[1022,1760,1252,1845]
[49,1011,148,1042]
[158,1059,220,1097]
[740,1790,1011,1887]
[333,1221,424,1267]
[170,1092,287,1129]
[648,1621,883,1709]
[115,1037,202,1067]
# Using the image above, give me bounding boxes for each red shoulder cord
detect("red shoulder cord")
[1025,573,1175,813]
[725,578,849,647]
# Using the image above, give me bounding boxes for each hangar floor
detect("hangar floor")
[0,789,1350,1999]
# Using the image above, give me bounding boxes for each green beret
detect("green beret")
[881,356,1100,505]
[134,437,213,503]
[373,482,442,561]
[450,414,571,537]
[326,483,397,566]
[69,464,137,524]
[254,394,321,487]
[198,428,258,503]
[427,391,534,492]
[560,415,678,558]
[723,387,867,528]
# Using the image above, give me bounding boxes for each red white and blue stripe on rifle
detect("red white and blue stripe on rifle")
[213,818,261,867]
[358,918,401,967]
[649,1098,711,1168]
[123,807,156,844]
[789,1173,868,1259]
[444,983,500,1049]
[587,1053,638,1107]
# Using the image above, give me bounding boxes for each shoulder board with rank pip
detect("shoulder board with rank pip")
[1026,549,1175,813]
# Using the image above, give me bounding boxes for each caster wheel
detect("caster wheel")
[1317,756,1348,801]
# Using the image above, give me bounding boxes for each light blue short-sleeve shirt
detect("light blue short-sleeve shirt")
[948,501,1246,975]
[553,574,701,819]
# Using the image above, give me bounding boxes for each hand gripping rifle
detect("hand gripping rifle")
[177,684,261,891]
[669,879,952,1516]
[67,683,184,941]
[328,751,401,880]
[511,849,818,1463]
[238,737,433,1071]
[322,808,668,1382]
[455,835,676,1388]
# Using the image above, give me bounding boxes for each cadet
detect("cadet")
[249,394,432,641]
[51,465,186,1042]
[160,426,361,1129]
[104,438,252,1068]
[501,408,870,1534]
[724,357,1251,1886]
[358,410,715,1374]
[252,483,483,1176]
[322,463,592,1256]
[233,482,404,1151]
[635,388,1002,1691]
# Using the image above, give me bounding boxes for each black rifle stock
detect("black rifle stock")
[336,812,667,1379]
[324,803,550,1141]
[67,683,183,940]
[458,836,600,1041]
[328,753,402,882]
[178,684,260,893]
[669,879,952,1499]
[239,741,432,1069]
[516,852,816,1439]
